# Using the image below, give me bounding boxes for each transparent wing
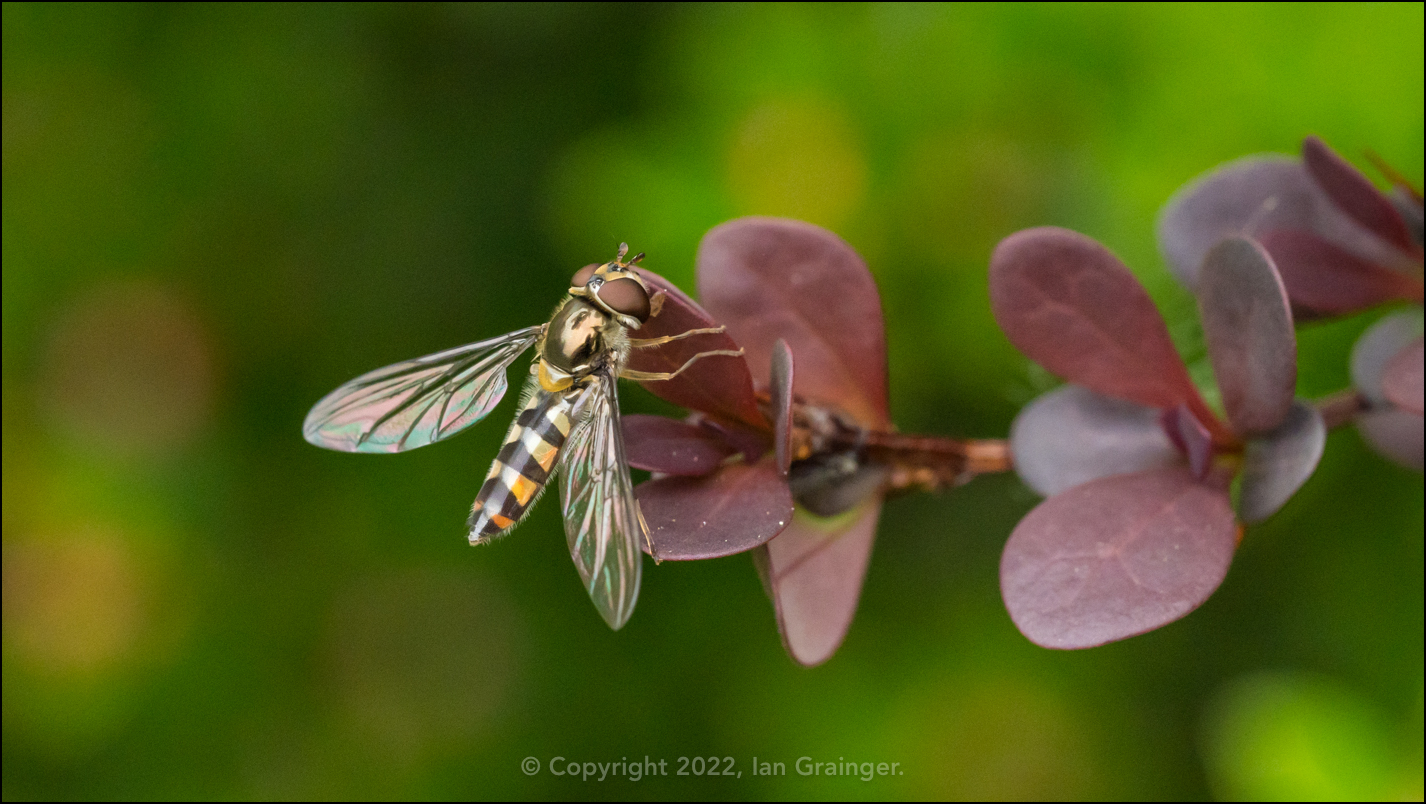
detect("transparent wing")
[559,369,646,630]
[303,326,543,453]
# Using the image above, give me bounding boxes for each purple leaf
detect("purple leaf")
[1387,185,1424,248]
[629,269,765,429]
[1351,311,1425,404]
[691,415,772,464]
[1001,467,1238,649]
[762,499,882,666]
[1009,385,1181,497]
[1383,337,1424,415]
[1157,153,1410,289]
[1239,402,1326,524]
[1357,408,1425,472]
[622,414,735,476]
[990,227,1229,441]
[1196,238,1297,435]
[770,339,794,475]
[636,456,794,560]
[698,218,890,428]
[1161,404,1215,481]
[1258,229,1424,315]
[1302,136,1416,255]
[1159,156,1330,287]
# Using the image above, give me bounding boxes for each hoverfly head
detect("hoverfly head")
[568,244,651,329]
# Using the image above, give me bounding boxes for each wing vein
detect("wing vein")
[305,326,541,453]
[557,367,646,629]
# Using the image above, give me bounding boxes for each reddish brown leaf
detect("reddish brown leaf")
[1158,156,1325,288]
[1259,229,1424,315]
[1302,136,1416,255]
[692,414,772,464]
[1010,385,1181,497]
[1161,404,1215,480]
[763,499,882,666]
[1387,185,1424,248]
[1239,402,1325,524]
[770,339,794,475]
[622,414,735,476]
[636,455,793,560]
[1351,311,1424,403]
[629,269,765,428]
[1357,408,1425,472]
[1196,238,1297,436]
[1000,467,1238,649]
[990,227,1227,441]
[1383,337,1424,415]
[1157,154,1409,291]
[697,218,890,428]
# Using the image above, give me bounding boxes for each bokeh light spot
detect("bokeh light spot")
[1202,672,1404,801]
[725,99,867,229]
[40,280,215,458]
[898,132,1045,263]
[889,674,1096,799]
[326,568,525,766]
[3,528,147,674]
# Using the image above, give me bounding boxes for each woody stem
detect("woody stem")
[1314,388,1369,431]
[861,433,1013,494]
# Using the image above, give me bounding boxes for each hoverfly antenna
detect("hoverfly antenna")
[629,252,645,265]
[616,242,630,263]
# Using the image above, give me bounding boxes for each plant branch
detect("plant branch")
[1313,388,1368,430]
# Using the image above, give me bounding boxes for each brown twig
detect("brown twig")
[1314,389,1368,431]
[778,396,1014,494]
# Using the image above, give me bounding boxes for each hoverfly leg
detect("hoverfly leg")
[636,500,660,564]
[619,348,745,382]
[628,325,728,349]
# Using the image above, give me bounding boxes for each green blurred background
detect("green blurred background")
[4,3,1422,800]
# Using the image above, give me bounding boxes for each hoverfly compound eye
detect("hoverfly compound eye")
[571,264,599,288]
[596,277,651,323]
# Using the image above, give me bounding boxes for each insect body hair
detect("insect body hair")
[469,478,553,543]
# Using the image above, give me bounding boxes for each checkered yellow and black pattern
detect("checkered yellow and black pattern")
[468,389,573,542]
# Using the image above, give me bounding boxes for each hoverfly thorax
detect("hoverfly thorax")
[303,242,742,630]
[537,298,620,393]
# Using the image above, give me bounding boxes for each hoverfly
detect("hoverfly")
[303,245,741,629]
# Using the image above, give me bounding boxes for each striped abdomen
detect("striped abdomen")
[468,387,573,542]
